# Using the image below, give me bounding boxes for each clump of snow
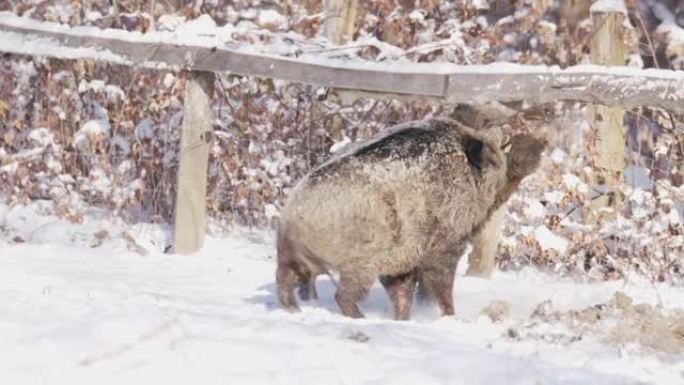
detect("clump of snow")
[537,20,557,33]
[10,59,37,82]
[104,84,125,101]
[86,167,112,194]
[562,173,589,193]
[330,136,352,153]
[51,106,66,120]
[157,14,187,32]
[523,199,545,219]
[162,73,176,88]
[74,119,110,149]
[549,148,565,164]
[257,9,288,30]
[264,203,279,219]
[27,127,54,148]
[408,9,426,24]
[472,0,490,11]
[77,79,125,102]
[543,191,564,205]
[590,0,628,15]
[534,225,569,253]
[134,118,155,140]
[78,79,105,93]
[84,11,102,23]
[174,14,217,36]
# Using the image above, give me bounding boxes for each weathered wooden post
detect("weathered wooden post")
[463,103,516,278]
[467,206,506,277]
[173,71,214,254]
[324,0,358,45]
[319,0,359,141]
[587,0,626,222]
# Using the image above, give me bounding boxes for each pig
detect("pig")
[275,118,509,319]
[276,105,551,320]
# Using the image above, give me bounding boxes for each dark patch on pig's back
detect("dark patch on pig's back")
[353,126,443,159]
[309,121,455,183]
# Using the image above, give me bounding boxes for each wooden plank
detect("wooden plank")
[0,16,445,98]
[587,3,626,221]
[443,66,684,113]
[173,71,214,254]
[2,12,684,111]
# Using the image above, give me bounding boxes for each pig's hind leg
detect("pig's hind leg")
[298,273,318,301]
[380,269,417,320]
[276,232,315,312]
[335,267,375,319]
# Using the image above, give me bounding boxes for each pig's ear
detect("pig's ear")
[464,137,485,170]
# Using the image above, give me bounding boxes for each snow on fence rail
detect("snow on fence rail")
[2,10,684,254]
[2,12,684,112]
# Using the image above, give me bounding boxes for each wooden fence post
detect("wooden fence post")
[173,71,214,254]
[324,0,358,45]
[467,205,506,277]
[588,1,626,222]
[319,0,358,141]
[462,103,516,278]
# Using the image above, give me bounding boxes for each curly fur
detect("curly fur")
[276,118,508,318]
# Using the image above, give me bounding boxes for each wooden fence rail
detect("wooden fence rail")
[2,12,684,111]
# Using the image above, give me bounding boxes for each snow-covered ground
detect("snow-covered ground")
[1,201,684,385]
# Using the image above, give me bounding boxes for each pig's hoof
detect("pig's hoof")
[283,305,301,313]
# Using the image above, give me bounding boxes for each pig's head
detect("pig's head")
[503,133,548,181]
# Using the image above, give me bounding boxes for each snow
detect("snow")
[544,191,565,205]
[408,9,426,24]
[549,148,566,164]
[174,14,217,36]
[562,173,589,193]
[472,0,490,11]
[74,119,110,149]
[523,198,545,219]
[162,73,176,88]
[1,201,684,384]
[534,225,569,253]
[134,118,155,140]
[590,0,628,15]
[256,9,288,30]
[74,119,110,147]
[329,136,352,153]
[104,85,125,101]
[27,127,54,147]
[158,14,187,32]
[78,79,106,93]
[649,2,684,48]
